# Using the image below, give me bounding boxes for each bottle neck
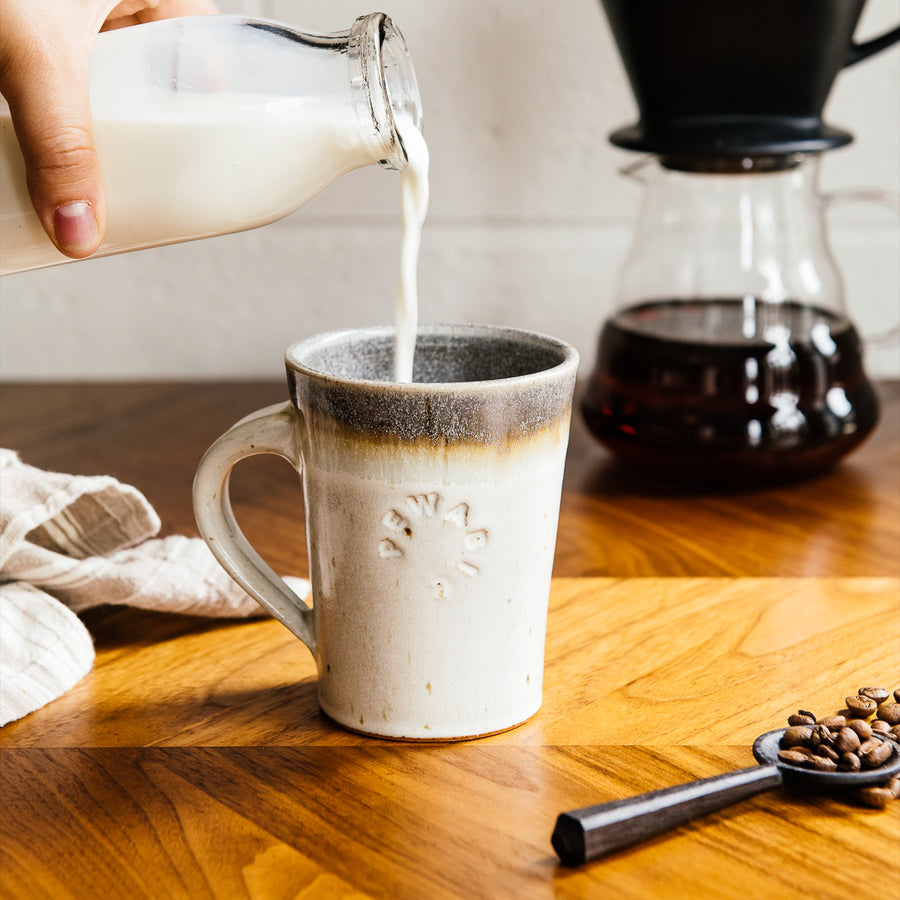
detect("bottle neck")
[348,13,423,171]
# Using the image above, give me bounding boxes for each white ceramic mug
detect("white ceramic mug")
[193,324,578,740]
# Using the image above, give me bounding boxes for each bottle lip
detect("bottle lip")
[349,13,423,170]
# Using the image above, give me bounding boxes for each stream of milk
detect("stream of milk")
[393,116,430,383]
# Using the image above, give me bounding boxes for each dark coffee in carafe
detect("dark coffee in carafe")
[582,298,880,482]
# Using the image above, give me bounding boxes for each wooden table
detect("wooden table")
[2,380,899,898]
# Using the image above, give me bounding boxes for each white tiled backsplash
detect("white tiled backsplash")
[1,0,897,379]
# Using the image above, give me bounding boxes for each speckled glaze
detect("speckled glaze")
[194,324,578,740]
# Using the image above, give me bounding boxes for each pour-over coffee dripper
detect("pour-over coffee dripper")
[599,0,900,158]
[583,0,899,484]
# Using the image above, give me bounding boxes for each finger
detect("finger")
[105,0,162,18]
[142,0,219,18]
[2,35,105,258]
[103,0,217,29]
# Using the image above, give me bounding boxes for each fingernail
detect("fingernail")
[53,201,99,252]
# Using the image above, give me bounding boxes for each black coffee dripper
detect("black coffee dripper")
[600,0,900,157]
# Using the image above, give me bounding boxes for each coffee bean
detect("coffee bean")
[858,738,881,756]
[810,724,833,747]
[816,715,846,731]
[891,725,900,742]
[872,720,892,735]
[834,727,861,754]
[887,775,900,799]
[846,695,878,718]
[876,702,900,726]
[857,786,895,808]
[839,752,861,772]
[808,755,838,772]
[814,745,839,762]
[789,745,814,757]
[778,749,811,766]
[894,689,900,703]
[782,725,813,748]
[858,686,890,704]
[860,740,894,768]
[788,713,816,727]
[847,719,873,740]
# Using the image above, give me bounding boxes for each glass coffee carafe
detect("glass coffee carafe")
[582,152,897,483]
[585,0,899,484]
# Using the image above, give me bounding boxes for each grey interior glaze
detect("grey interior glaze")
[290,324,570,385]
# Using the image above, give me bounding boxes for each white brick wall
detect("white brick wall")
[1,0,897,379]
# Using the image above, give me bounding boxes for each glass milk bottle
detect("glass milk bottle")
[0,13,422,274]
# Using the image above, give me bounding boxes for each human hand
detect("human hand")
[0,1,218,260]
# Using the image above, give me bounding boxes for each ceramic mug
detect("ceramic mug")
[193,323,578,740]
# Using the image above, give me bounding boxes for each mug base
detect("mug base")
[319,703,540,742]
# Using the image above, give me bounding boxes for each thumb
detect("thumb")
[2,38,106,259]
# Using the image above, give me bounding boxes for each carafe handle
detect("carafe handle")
[822,188,900,345]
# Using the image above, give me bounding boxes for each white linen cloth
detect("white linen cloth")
[0,449,302,726]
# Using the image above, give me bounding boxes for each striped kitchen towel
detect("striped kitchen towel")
[0,449,304,726]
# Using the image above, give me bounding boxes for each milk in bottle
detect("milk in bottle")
[0,13,422,275]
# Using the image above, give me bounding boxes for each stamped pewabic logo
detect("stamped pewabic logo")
[378,493,488,598]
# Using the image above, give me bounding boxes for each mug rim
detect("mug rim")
[284,322,579,391]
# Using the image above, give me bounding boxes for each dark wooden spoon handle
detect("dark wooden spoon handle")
[552,764,783,866]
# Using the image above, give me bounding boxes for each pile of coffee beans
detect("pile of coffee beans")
[778,686,900,809]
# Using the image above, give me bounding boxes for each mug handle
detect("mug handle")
[193,401,316,652]
[822,188,900,345]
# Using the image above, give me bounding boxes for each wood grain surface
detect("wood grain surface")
[1,380,898,578]
[1,578,898,898]
[1,381,899,898]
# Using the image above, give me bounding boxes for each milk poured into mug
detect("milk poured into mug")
[393,116,430,383]
[1,102,430,381]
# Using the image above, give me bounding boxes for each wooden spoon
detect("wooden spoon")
[552,728,900,866]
